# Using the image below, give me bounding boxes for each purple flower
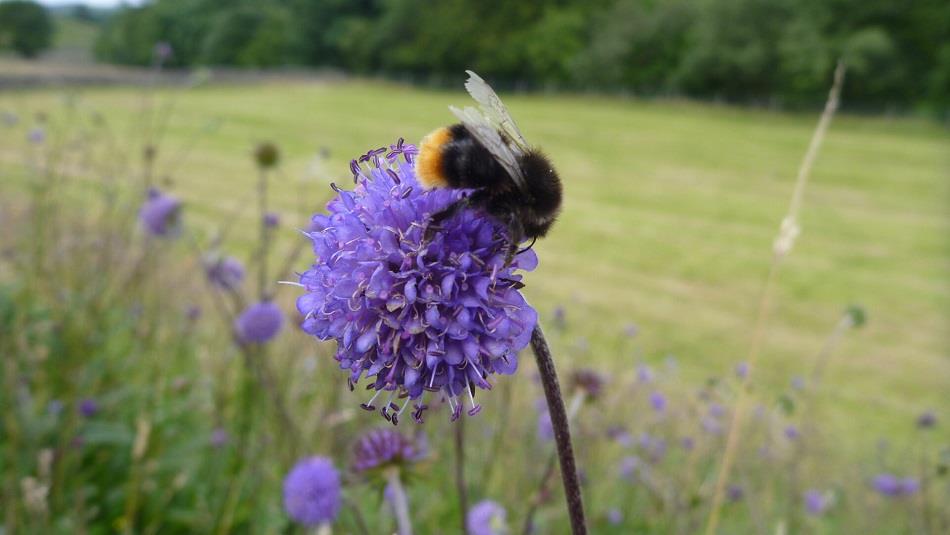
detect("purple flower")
[139,188,182,237]
[727,485,744,502]
[552,306,566,330]
[185,305,202,321]
[264,212,280,228]
[623,323,638,337]
[205,255,245,290]
[283,456,342,526]
[636,364,654,384]
[791,376,806,391]
[804,489,831,515]
[28,127,45,145]
[467,500,507,535]
[234,301,284,343]
[619,455,642,480]
[735,361,749,379]
[916,410,936,429]
[210,428,229,448]
[871,473,919,497]
[680,436,695,451]
[784,425,800,440]
[297,140,538,422]
[606,508,623,525]
[649,391,667,413]
[607,426,633,447]
[352,428,425,474]
[78,399,99,418]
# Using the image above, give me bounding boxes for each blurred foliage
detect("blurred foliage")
[0,0,54,58]
[89,0,950,112]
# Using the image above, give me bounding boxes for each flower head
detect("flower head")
[140,188,182,237]
[254,141,280,169]
[283,456,342,526]
[264,212,280,228]
[916,410,936,429]
[804,489,831,515]
[297,140,538,422]
[467,500,507,535]
[78,399,99,418]
[28,127,45,145]
[871,473,919,497]
[606,508,623,525]
[210,428,229,448]
[205,254,245,290]
[234,301,284,344]
[735,361,749,379]
[352,428,425,474]
[649,391,667,413]
[569,368,605,400]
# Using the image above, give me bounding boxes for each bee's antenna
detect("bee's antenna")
[516,236,538,255]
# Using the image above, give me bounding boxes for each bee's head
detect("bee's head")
[518,150,562,239]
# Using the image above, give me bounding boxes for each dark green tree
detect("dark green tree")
[0,0,53,58]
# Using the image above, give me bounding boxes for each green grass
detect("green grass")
[2,80,947,454]
[0,79,947,532]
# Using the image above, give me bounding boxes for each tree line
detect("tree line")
[15,0,950,113]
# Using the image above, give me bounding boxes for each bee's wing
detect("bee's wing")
[462,70,531,154]
[449,104,528,193]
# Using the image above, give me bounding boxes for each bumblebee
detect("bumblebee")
[416,71,562,259]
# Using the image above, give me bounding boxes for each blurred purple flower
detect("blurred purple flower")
[297,140,537,422]
[708,403,726,418]
[211,428,229,448]
[727,485,744,502]
[607,426,633,448]
[537,409,554,443]
[552,306,566,331]
[872,474,919,497]
[352,428,425,474]
[649,391,667,413]
[619,455,642,480]
[680,436,695,451]
[185,304,202,321]
[606,508,623,525]
[636,364,654,384]
[735,361,749,379]
[916,410,936,429]
[784,425,800,441]
[139,188,182,237]
[205,255,245,290]
[623,323,638,337]
[467,500,507,535]
[78,399,99,418]
[702,417,723,435]
[47,399,64,416]
[28,127,45,145]
[264,212,280,228]
[791,375,806,391]
[234,301,284,344]
[283,456,341,526]
[804,489,831,515]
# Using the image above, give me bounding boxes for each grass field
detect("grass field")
[1,78,947,532]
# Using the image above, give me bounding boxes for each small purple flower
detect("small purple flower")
[606,508,623,525]
[552,306,566,330]
[234,301,284,344]
[872,473,920,497]
[211,428,229,448]
[623,323,638,337]
[702,417,723,435]
[916,410,936,429]
[205,255,245,290]
[680,436,695,451]
[619,455,641,480]
[649,391,667,413]
[139,188,182,237]
[186,305,202,321]
[636,364,654,384]
[735,361,749,379]
[791,375,806,391]
[78,399,99,418]
[727,485,744,502]
[784,425,800,441]
[467,500,507,535]
[607,426,633,448]
[297,140,537,422]
[708,403,726,418]
[28,127,45,145]
[283,456,342,526]
[804,489,831,515]
[264,212,280,228]
[352,428,425,474]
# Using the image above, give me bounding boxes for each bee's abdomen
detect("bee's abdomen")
[416,127,453,189]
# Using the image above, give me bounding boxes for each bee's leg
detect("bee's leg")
[423,190,491,244]
[503,216,525,267]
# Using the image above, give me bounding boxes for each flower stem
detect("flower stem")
[454,417,469,534]
[385,468,413,535]
[530,325,587,535]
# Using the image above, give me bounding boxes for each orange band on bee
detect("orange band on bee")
[416,127,452,189]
